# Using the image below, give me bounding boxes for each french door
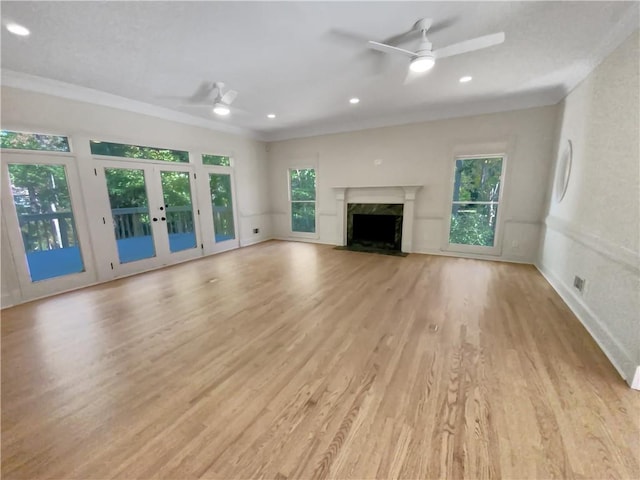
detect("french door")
[197,168,240,255]
[96,160,202,277]
[1,152,95,300]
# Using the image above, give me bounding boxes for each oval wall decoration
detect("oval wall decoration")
[554,139,573,203]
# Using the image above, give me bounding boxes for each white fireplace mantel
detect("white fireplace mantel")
[332,185,423,252]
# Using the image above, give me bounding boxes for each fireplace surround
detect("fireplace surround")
[333,186,422,253]
[347,203,403,252]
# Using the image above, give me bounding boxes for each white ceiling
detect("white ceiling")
[1,1,638,141]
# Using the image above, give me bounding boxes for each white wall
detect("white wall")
[1,87,270,307]
[267,105,558,262]
[537,31,639,385]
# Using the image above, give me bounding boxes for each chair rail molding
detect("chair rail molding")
[544,215,639,273]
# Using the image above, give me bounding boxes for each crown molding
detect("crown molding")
[1,70,268,141]
[263,92,561,142]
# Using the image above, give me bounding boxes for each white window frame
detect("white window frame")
[288,167,317,238]
[444,153,507,255]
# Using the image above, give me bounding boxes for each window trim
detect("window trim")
[444,153,507,255]
[287,166,318,238]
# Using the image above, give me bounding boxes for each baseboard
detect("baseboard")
[412,247,534,265]
[535,261,635,386]
[269,237,536,264]
[1,293,18,309]
[632,366,640,391]
[272,236,334,246]
[240,236,273,247]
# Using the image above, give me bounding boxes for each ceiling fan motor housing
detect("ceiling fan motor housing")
[416,39,433,56]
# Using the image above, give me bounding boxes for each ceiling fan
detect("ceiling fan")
[368,18,505,74]
[178,81,239,116]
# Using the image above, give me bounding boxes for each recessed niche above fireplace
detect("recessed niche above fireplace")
[347,203,403,252]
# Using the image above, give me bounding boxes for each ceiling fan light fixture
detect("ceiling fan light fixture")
[409,54,435,73]
[213,103,230,116]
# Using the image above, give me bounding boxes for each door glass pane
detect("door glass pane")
[209,173,235,242]
[160,171,197,252]
[449,203,499,247]
[291,203,316,233]
[105,168,156,263]
[8,164,85,281]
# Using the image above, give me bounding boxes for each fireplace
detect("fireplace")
[333,185,422,253]
[347,203,403,252]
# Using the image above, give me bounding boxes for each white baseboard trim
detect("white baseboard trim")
[272,236,334,246]
[413,247,534,265]
[240,236,273,247]
[1,293,18,309]
[270,237,536,264]
[632,366,640,391]
[536,261,635,386]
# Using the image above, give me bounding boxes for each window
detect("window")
[90,140,189,163]
[1,130,70,152]
[289,168,316,234]
[449,156,504,248]
[202,154,231,166]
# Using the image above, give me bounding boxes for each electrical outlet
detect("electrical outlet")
[573,275,586,293]
[253,228,259,234]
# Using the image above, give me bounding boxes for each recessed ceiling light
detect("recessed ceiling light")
[213,103,230,116]
[349,97,360,104]
[267,114,276,119]
[459,76,473,83]
[6,23,30,36]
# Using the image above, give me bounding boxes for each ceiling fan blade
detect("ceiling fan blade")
[178,103,213,108]
[328,28,372,46]
[221,89,238,105]
[381,18,456,47]
[368,41,415,57]
[433,32,505,59]
[381,19,432,47]
[424,17,457,37]
[190,81,215,102]
[381,29,420,47]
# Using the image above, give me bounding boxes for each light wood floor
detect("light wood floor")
[2,241,638,479]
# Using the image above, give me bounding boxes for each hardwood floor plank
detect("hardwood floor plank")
[2,241,638,479]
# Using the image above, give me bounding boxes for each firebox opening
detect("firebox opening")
[346,203,403,253]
